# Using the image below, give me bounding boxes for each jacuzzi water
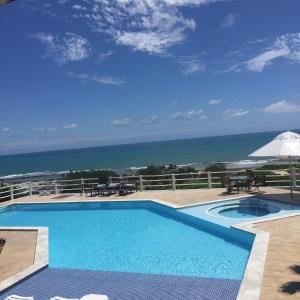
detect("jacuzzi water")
[219,205,271,218]
[0,201,253,280]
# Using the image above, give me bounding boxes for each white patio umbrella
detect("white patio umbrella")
[249,131,300,200]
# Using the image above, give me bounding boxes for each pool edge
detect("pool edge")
[233,224,269,300]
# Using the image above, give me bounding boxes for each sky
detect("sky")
[0,0,300,155]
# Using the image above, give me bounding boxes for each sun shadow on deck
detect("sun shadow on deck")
[0,238,5,254]
[0,268,241,300]
[280,265,300,295]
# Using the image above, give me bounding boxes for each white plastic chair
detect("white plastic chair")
[50,297,78,300]
[4,296,34,300]
[51,295,108,300]
[81,295,108,300]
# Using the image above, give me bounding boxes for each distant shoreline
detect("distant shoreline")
[0,158,296,183]
[1,129,299,178]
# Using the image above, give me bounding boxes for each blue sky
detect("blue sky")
[1,0,300,155]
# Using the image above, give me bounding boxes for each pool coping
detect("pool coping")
[1,197,299,299]
[0,226,48,292]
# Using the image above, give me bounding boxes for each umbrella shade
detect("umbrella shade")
[249,131,300,158]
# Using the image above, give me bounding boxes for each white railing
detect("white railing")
[0,167,299,201]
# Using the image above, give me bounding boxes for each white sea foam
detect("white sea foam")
[224,159,279,169]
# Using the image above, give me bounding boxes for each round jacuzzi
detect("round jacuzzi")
[209,202,281,219]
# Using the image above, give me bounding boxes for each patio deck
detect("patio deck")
[0,230,37,282]
[0,187,300,299]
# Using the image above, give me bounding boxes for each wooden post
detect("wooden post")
[81,178,84,196]
[108,176,112,183]
[208,171,212,189]
[139,175,144,192]
[172,173,176,190]
[10,185,14,200]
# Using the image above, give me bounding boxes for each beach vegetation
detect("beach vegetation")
[205,162,226,172]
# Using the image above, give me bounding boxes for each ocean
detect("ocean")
[0,130,298,177]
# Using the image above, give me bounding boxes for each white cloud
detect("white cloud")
[66,72,126,86]
[140,115,157,124]
[97,51,113,61]
[176,55,205,75]
[72,4,87,11]
[93,75,126,86]
[112,118,133,127]
[171,109,204,120]
[32,127,58,132]
[246,33,300,72]
[63,123,79,129]
[45,0,222,55]
[115,30,187,55]
[2,127,11,132]
[224,32,300,73]
[208,99,222,105]
[220,14,235,29]
[261,100,300,113]
[223,108,249,118]
[32,33,90,64]
[246,47,289,72]
[112,115,158,126]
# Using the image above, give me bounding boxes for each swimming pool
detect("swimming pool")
[0,201,253,280]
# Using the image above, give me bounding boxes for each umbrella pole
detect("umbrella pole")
[289,156,294,208]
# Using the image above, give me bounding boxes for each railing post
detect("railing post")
[28,181,32,196]
[171,173,176,190]
[139,175,144,192]
[54,180,58,195]
[10,185,14,200]
[207,171,212,189]
[292,167,297,188]
[80,178,84,195]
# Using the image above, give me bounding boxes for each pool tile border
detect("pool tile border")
[233,224,269,300]
[0,227,48,292]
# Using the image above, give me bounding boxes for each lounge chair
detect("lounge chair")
[118,183,137,195]
[51,295,108,300]
[5,296,34,300]
[81,295,108,300]
[50,297,78,300]
[89,184,106,196]
[105,183,120,195]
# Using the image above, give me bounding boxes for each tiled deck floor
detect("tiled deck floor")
[0,268,241,300]
[0,230,37,282]
[255,215,300,300]
[4,186,297,208]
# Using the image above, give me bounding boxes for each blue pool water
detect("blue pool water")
[0,201,253,280]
